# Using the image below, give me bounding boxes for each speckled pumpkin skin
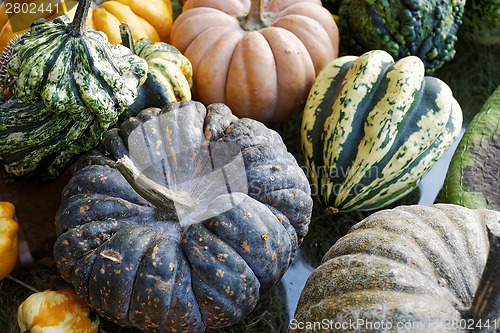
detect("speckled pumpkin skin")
[291,204,500,333]
[54,101,312,333]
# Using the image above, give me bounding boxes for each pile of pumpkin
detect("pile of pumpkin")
[0,0,499,332]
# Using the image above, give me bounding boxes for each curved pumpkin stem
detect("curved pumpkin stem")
[467,222,500,331]
[115,155,197,222]
[66,0,92,37]
[239,0,273,31]
[119,23,136,55]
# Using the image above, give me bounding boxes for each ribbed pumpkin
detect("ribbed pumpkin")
[443,85,500,210]
[53,100,313,332]
[170,0,339,123]
[291,204,500,333]
[0,0,147,178]
[301,50,463,212]
[0,0,174,52]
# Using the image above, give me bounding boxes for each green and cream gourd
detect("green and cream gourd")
[301,50,462,212]
[443,85,500,210]
[119,23,192,121]
[0,0,147,178]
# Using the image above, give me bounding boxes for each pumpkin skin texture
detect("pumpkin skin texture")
[17,289,100,333]
[301,50,463,212]
[0,201,18,280]
[0,0,174,52]
[291,204,500,333]
[338,0,465,74]
[0,0,148,178]
[170,0,340,123]
[53,101,313,332]
[443,85,500,210]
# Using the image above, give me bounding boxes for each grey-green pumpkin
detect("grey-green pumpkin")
[442,85,500,210]
[301,50,462,213]
[0,0,147,178]
[291,204,500,333]
[53,100,313,332]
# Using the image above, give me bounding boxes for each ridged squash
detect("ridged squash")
[291,204,500,332]
[442,85,500,210]
[301,50,462,212]
[0,0,174,52]
[0,0,147,178]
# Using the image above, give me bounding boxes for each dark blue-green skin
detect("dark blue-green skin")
[0,0,147,179]
[54,101,312,333]
[338,0,465,73]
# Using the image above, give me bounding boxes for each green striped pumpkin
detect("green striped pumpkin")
[0,0,147,178]
[442,85,500,210]
[301,50,462,212]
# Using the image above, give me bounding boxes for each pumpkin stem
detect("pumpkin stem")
[115,155,197,222]
[119,23,135,55]
[466,222,500,331]
[66,0,92,37]
[239,0,273,31]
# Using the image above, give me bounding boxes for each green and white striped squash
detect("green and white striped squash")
[442,85,500,210]
[291,204,500,333]
[119,23,193,121]
[301,50,462,212]
[0,0,147,178]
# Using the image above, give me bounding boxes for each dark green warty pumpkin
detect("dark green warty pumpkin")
[0,0,147,178]
[291,204,500,332]
[53,100,313,332]
[338,0,465,73]
[301,50,462,213]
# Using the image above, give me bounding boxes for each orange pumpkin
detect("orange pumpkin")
[0,0,173,51]
[170,0,339,122]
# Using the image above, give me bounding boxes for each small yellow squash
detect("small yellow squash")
[0,201,18,280]
[18,289,100,333]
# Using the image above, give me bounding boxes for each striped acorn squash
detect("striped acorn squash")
[0,0,147,178]
[442,85,500,210]
[301,50,462,212]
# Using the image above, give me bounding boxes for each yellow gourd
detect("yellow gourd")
[0,201,18,280]
[17,289,100,333]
